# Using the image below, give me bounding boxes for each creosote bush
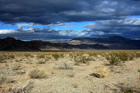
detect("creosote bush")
[29,69,47,79]
[108,55,121,65]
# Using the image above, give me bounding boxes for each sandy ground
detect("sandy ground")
[0,53,140,93]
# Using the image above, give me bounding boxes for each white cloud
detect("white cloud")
[16,23,34,29]
[0,29,17,34]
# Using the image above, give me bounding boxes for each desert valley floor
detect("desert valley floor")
[0,50,140,93]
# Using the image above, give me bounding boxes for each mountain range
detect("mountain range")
[0,36,140,51]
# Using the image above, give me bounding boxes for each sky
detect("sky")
[0,0,140,41]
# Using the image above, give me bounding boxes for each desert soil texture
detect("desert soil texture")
[0,50,140,93]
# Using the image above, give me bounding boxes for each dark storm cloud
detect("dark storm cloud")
[1,0,140,24]
[83,17,140,39]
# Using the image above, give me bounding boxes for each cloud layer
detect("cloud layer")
[1,0,140,24]
[0,0,140,40]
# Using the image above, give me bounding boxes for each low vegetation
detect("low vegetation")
[0,50,140,92]
[29,69,47,79]
[93,66,109,78]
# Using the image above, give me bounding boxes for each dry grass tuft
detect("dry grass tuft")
[72,83,78,88]
[29,69,47,79]
[93,66,109,78]
[58,62,73,70]
[37,59,46,64]
[11,64,21,70]
[68,73,75,78]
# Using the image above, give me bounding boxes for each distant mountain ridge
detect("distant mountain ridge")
[0,37,40,51]
[0,37,108,51]
[72,36,140,49]
[73,36,130,43]
[0,36,140,51]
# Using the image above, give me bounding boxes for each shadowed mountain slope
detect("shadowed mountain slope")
[0,36,140,51]
[0,37,40,51]
[72,36,140,49]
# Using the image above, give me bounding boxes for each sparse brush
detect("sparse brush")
[52,53,59,60]
[88,52,98,57]
[123,90,132,93]
[58,62,73,70]
[37,54,45,58]
[107,55,121,65]
[16,70,25,75]
[138,69,140,73]
[24,53,33,58]
[37,59,46,64]
[74,56,90,65]
[122,86,140,93]
[68,73,75,78]
[0,56,5,63]
[93,66,109,78]
[59,53,64,58]
[0,76,7,85]
[72,83,78,88]
[128,54,135,60]
[29,69,47,79]
[11,64,21,70]
[0,81,34,93]
[8,54,15,59]
[136,52,140,58]
[45,56,52,61]
[118,52,129,62]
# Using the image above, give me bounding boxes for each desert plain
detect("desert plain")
[0,50,140,93]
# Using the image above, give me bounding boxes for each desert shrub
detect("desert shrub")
[58,62,73,70]
[8,54,15,59]
[128,54,135,60]
[68,73,75,77]
[37,54,45,58]
[0,56,5,63]
[0,81,34,93]
[136,52,140,58]
[29,69,47,79]
[24,53,33,58]
[45,56,52,61]
[72,83,78,88]
[138,69,140,73]
[37,59,46,64]
[122,87,140,93]
[118,52,129,62]
[16,70,25,75]
[0,76,7,85]
[11,64,21,70]
[123,90,132,93]
[107,55,121,65]
[93,66,109,78]
[52,53,59,60]
[88,52,98,57]
[74,56,90,64]
[59,53,64,58]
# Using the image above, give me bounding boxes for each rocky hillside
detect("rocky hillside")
[0,36,140,51]
[0,37,40,51]
[72,36,140,49]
